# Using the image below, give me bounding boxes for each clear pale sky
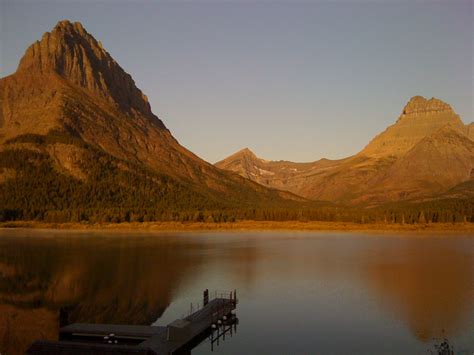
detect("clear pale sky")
[1,0,472,163]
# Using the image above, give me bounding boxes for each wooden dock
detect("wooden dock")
[27,290,238,355]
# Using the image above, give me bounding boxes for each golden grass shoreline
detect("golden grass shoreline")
[0,221,473,234]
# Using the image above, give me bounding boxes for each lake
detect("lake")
[0,230,473,354]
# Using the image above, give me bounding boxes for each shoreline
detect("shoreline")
[0,221,473,234]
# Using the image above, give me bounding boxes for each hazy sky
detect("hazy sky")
[1,0,472,163]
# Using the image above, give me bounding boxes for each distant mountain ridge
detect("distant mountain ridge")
[216,96,474,204]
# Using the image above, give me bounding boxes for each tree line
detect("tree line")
[1,145,472,224]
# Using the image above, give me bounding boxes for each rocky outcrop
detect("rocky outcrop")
[401,96,452,115]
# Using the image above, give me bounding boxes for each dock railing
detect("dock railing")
[182,289,237,319]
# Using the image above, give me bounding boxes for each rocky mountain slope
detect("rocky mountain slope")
[0,20,299,221]
[216,96,474,204]
[361,96,465,157]
[467,123,474,141]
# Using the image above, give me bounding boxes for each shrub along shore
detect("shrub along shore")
[1,220,473,233]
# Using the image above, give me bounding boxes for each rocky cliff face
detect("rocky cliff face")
[16,20,159,123]
[216,96,474,204]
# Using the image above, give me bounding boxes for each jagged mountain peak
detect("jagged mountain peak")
[401,96,452,116]
[237,147,257,157]
[16,20,161,124]
[217,147,260,164]
[54,19,86,32]
[18,20,106,74]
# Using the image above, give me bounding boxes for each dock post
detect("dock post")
[204,289,209,306]
[59,306,71,328]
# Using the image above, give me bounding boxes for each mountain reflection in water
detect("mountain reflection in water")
[0,231,472,354]
[364,240,473,342]
[0,233,206,354]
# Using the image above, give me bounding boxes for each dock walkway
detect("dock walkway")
[27,290,237,355]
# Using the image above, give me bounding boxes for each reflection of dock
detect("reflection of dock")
[27,290,238,354]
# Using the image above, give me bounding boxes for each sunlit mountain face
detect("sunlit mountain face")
[217,96,474,204]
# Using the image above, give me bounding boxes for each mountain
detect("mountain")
[358,124,474,203]
[0,20,299,222]
[216,96,474,204]
[361,96,465,157]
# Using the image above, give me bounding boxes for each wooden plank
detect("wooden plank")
[60,323,166,339]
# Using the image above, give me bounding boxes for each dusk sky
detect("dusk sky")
[1,0,472,163]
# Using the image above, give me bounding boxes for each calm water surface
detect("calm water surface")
[0,230,473,354]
